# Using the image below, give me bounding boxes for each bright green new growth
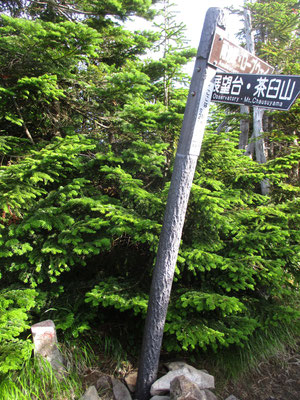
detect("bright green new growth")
[0,289,36,374]
[0,347,93,399]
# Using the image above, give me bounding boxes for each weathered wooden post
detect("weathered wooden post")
[135,8,224,400]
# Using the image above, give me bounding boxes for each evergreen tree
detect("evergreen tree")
[142,0,196,161]
[0,0,162,372]
[0,0,159,22]
[242,0,300,199]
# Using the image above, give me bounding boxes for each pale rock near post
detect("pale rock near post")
[200,389,218,400]
[125,370,138,392]
[95,375,111,392]
[169,376,218,400]
[79,386,100,400]
[112,377,132,400]
[224,396,240,400]
[165,362,203,372]
[165,361,188,371]
[149,396,171,400]
[165,362,209,376]
[31,319,65,374]
[150,367,214,396]
[170,375,204,399]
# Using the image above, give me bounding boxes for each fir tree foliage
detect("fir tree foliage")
[0,288,36,374]
[0,0,159,22]
[245,0,299,71]
[241,0,300,196]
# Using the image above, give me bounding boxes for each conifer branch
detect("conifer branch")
[33,1,102,16]
[12,97,35,145]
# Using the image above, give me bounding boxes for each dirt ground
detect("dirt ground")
[221,345,300,400]
[83,344,300,400]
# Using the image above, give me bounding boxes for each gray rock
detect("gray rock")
[96,375,111,391]
[224,396,240,400]
[150,397,171,400]
[112,378,132,400]
[200,389,218,400]
[165,362,208,375]
[31,320,65,375]
[150,367,215,396]
[125,370,138,392]
[170,375,203,399]
[165,361,189,371]
[79,386,100,400]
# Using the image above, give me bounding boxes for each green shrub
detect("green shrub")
[0,288,36,374]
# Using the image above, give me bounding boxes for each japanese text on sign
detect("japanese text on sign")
[189,67,216,156]
[212,73,300,110]
[208,28,274,75]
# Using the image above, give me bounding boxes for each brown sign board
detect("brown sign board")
[208,28,274,75]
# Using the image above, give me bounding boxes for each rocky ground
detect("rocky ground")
[81,344,300,399]
[221,346,300,400]
[30,319,300,399]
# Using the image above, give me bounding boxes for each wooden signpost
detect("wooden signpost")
[135,8,224,400]
[135,7,299,400]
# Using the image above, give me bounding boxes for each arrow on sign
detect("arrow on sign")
[212,73,300,110]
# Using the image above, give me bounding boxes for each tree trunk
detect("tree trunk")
[243,1,269,195]
[239,6,253,151]
[244,6,254,53]
[239,105,250,150]
[253,108,270,195]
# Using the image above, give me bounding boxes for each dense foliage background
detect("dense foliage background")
[0,0,299,380]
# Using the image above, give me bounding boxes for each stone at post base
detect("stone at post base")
[165,362,208,375]
[112,378,132,400]
[170,375,205,400]
[149,396,170,400]
[31,319,65,375]
[200,389,218,400]
[150,367,214,396]
[80,385,100,400]
[125,370,138,392]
